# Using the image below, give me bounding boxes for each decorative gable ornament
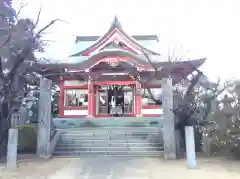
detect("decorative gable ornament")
[107,58,120,67]
[113,40,119,46]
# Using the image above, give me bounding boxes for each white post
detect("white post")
[7,128,18,169]
[185,126,197,169]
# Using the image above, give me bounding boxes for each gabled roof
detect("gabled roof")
[71,16,161,57]
[75,35,159,43]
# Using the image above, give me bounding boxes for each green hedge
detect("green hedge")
[17,124,37,154]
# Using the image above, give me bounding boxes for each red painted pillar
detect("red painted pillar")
[59,77,64,117]
[92,84,96,117]
[135,81,142,116]
[87,78,94,117]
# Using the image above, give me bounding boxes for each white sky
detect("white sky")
[13,0,240,81]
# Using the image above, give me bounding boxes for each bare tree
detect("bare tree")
[0,2,60,157]
[131,46,225,152]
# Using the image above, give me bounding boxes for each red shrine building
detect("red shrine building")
[58,16,205,118]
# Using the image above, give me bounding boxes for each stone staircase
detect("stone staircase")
[52,127,164,157]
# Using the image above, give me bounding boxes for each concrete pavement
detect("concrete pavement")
[1,155,240,179]
[48,157,152,179]
[48,156,240,179]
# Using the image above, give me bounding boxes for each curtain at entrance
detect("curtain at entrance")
[64,89,88,107]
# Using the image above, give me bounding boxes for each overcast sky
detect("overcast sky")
[13,0,240,81]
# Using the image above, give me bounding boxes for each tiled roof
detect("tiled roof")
[70,16,160,57]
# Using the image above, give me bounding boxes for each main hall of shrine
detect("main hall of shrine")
[54,16,205,118]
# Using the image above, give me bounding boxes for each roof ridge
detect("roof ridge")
[110,15,122,29]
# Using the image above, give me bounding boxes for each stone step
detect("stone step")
[56,142,163,148]
[52,155,163,158]
[60,136,152,141]
[60,133,161,137]
[59,138,156,142]
[60,134,160,138]
[59,138,154,141]
[60,132,154,136]
[53,126,164,158]
[61,132,160,137]
[60,128,161,134]
[54,146,163,152]
[52,150,164,157]
[58,138,156,143]
[60,127,160,130]
[53,117,163,129]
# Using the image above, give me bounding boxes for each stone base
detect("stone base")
[164,154,177,160]
[39,155,51,160]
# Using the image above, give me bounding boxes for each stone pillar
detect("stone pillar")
[19,108,28,124]
[59,77,64,117]
[7,128,18,169]
[136,81,142,117]
[37,78,52,158]
[173,91,182,157]
[202,135,212,156]
[87,78,94,117]
[185,126,197,168]
[162,77,176,159]
[175,130,181,158]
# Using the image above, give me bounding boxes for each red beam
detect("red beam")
[64,85,88,89]
[94,81,136,85]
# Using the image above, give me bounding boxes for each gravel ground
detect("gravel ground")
[0,155,71,179]
[0,155,240,179]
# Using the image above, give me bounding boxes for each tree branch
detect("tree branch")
[185,71,203,97]
[16,3,28,17]
[169,46,176,62]
[8,17,63,82]
[0,28,12,49]
[35,19,61,38]
[32,5,42,32]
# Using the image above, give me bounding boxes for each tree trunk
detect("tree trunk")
[0,100,12,158]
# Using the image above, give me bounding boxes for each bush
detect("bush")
[17,124,37,154]
[149,120,159,127]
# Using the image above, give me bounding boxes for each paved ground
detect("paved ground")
[1,155,240,179]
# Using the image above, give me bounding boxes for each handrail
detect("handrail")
[50,130,61,154]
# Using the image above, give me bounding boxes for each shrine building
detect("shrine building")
[57,16,205,118]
